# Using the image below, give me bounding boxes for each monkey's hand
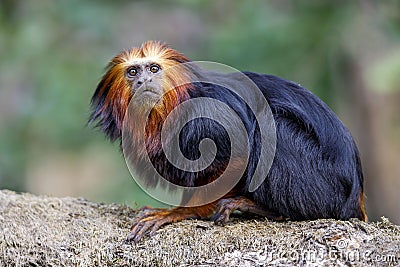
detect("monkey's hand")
[212,196,285,225]
[127,204,216,243]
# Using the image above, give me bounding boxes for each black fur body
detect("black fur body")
[173,72,366,220]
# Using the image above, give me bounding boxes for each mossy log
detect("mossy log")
[0,190,399,266]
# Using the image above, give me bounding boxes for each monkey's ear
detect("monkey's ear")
[88,70,121,142]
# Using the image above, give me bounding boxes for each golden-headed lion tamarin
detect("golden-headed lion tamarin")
[89,41,366,243]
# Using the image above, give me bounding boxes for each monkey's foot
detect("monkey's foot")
[127,207,197,243]
[212,196,284,225]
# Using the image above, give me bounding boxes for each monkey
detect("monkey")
[89,41,367,243]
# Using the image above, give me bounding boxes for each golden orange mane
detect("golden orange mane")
[90,41,192,141]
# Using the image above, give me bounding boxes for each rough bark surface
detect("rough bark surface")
[0,190,399,266]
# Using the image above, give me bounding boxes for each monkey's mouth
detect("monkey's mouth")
[141,89,159,96]
[135,84,161,97]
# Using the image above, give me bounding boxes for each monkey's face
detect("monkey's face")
[90,41,191,139]
[126,61,164,107]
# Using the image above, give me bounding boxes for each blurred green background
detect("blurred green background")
[0,0,399,223]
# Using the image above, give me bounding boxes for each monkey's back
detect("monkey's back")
[242,72,365,221]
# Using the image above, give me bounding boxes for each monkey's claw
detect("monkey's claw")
[127,209,171,243]
[212,198,239,225]
[127,207,196,243]
[212,197,284,225]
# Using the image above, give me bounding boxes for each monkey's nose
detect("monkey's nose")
[137,79,152,86]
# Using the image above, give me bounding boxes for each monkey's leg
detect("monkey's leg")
[127,203,217,243]
[212,196,284,225]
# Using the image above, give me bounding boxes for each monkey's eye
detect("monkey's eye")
[149,64,160,74]
[127,67,138,77]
